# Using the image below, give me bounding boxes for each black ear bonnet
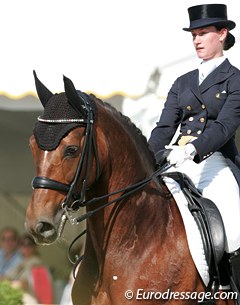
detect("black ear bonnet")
[33,71,95,151]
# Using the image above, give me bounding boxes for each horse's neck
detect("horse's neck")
[105,133,153,188]
[89,139,168,261]
[87,179,173,276]
[87,108,167,260]
[92,112,157,214]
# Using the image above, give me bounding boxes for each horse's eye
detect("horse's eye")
[64,146,79,157]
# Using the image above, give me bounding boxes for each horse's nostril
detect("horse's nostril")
[35,221,57,239]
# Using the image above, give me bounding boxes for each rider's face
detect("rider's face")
[191,26,227,61]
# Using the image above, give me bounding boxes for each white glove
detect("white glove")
[165,144,197,167]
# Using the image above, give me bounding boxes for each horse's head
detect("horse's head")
[26,72,100,244]
[26,72,156,245]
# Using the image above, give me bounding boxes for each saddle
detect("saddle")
[155,150,226,289]
[162,171,225,265]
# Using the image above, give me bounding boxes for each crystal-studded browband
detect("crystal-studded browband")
[37,117,87,123]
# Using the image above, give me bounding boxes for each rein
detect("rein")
[73,164,168,223]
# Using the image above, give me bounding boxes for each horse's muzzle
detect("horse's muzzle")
[36,221,57,241]
[26,213,67,245]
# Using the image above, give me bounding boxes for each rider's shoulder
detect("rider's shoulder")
[174,69,198,85]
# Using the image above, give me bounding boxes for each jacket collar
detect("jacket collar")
[190,59,233,99]
[200,58,233,92]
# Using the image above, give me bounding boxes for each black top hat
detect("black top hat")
[183,4,235,31]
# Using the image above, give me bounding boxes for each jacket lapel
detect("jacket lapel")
[189,69,203,101]
[199,59,233,93]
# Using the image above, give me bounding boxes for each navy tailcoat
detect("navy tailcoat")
[148,59,240,185]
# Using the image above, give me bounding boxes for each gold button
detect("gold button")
[216,92,220,98]
[197,130,202,134]
[186,106,192,111]
[189,117,194,122]
[187,130,191,135]
[200,118,205,123]
[202,104,206,109]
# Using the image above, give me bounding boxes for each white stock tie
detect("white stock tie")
[199,71,205,84]
[199,63,217,85]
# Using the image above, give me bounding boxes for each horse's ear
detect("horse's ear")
[33,70,53,108]
[63,75,87,117]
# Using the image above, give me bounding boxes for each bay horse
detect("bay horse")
[25,72,233,305]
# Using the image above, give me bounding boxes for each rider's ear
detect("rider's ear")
[63,75,88,117]
[33,70,54,108]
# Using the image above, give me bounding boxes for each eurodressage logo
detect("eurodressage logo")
[124,288,238,302]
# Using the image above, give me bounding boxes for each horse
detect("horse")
[25,72,234,305]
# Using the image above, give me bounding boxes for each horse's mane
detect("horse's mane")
[89,94,155,166]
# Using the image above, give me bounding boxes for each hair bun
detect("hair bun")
[224,32,235,50]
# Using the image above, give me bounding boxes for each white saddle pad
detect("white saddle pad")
[163,176,209,286]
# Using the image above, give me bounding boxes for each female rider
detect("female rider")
[148,3,240,292]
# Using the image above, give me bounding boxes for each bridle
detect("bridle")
[31,94,171,269]
[32,96,169,226]
[31,95,100,224]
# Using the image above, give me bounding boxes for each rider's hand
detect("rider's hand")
[165,144,197,167]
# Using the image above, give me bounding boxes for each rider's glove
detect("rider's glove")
[165,144,197,168]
